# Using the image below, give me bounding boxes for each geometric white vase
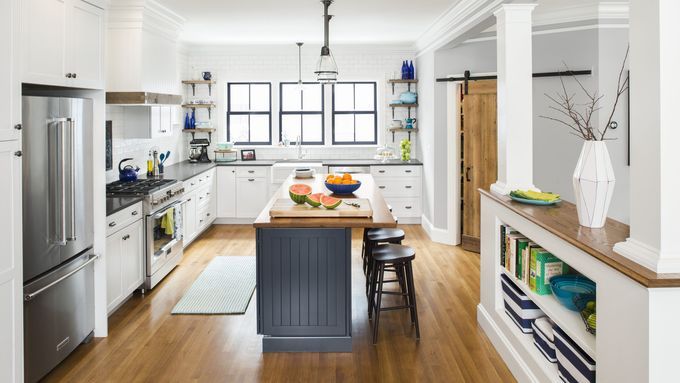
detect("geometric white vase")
[572,141,616,228]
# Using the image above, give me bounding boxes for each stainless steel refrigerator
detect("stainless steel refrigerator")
[22,96,96,383]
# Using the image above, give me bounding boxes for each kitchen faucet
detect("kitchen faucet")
[297,135,304,159]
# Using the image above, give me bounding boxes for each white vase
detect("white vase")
[572,141,616,228]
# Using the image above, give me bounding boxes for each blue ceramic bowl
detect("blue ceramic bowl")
[550,275,596,311]
[325,181,361,195]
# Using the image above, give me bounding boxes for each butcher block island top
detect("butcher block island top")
[253,174,397,228]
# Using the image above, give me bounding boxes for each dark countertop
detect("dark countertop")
[151,158,423,183]
[106,196,143,216]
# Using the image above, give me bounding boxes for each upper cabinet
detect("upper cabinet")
[21,0,105,89]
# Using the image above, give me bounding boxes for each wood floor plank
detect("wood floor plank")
[43,224,514,383]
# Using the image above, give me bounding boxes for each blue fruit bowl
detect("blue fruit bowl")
[550,275,596,311]
[325,181,361,195]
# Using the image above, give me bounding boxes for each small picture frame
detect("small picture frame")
[241,149,256,161]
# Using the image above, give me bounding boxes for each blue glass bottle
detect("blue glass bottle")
[190,110,196,129]
[184,112,190,129]
[401,61,407,80]
[409,61,415,80]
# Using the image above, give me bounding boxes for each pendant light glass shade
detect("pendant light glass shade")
[315,47,338,83]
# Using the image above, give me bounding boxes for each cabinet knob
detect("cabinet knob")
[14,151,22,157]
[72,73,77,79]
[207,213,211,217]
[65,73,72,78]
[14,124,21,131]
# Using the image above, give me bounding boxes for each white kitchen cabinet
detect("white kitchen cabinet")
[0,0,20,142]
[22,0,105,89]
[0,140,23,383]
[217,167,236,218]
[183,192,198,244]
[371,165,423,224]
[182,169,216,247]
[105,204,144,314]
[122,106,173,138]
[236,177,268,218]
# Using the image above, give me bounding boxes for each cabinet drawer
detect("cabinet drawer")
[236,166,267,178]
[197,204,214,231]
[184,175,200,193]
[371,165,421,178]
[374,178,421,197]
[385,198,421,218]
[196,185,212,209]
[106,202,143,236]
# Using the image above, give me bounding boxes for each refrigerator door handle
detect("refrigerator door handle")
[67,119,77,241]
[50,118,69,246]
[24,253,99,301]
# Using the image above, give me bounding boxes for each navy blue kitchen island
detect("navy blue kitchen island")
[253,174,396,352]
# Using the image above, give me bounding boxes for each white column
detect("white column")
[613,0,680,273]
[490,4,537,195]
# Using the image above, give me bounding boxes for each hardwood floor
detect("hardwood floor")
[44,225,514,383]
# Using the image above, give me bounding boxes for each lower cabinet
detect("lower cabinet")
[105,216,144,314]
[182,169,216,247]
[216,166,270,220]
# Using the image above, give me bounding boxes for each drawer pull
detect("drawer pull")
[131,211,138,216]
[206,192,211,195]
[405,170,412,173]
[405,206,412,209]
[378,186,386,189]
[248,178,255,182]
[378,170,385,173]
[248,170,255,173]
[199,196,203,200]
[122,234,130,241]
[187,198,192,202]
[108,222,116,227]
[191,182,195,186]
[405,185,412,189]
[207,213,211,217]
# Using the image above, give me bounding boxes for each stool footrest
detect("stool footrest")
[380,304,415,312]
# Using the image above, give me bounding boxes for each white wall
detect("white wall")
[417,27,630,235]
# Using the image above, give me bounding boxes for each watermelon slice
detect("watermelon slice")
[305,193,324,207]
[320,195,342,209]
[289,184,312,204]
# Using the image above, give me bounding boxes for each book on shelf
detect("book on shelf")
[500,225,515,268]
[524,242,539,284]
[530,249,569,295]
[516,238,531,280]
[506,233,527,277]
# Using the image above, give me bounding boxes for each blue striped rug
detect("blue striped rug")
[171,256,256,315]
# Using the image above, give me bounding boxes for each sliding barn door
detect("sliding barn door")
[461,80,497,252]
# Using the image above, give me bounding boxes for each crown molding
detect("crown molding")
[108,0,184,40]
[414,0,505,55]
[532,1,628,27]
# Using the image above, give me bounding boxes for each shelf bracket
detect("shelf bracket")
[391,130,395,142]
[191,84,196,96]
[391,82,395,94]
[392,107,395,119]
[208,83,212,96]
[208,107,212,119]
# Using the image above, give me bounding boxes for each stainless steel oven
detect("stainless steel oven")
[145,200,183,289]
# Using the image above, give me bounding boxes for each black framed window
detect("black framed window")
[279,83,324,145]
[227,82,272,145]
[332,82,377,145]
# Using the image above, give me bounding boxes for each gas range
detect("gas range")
[106,178,185,213]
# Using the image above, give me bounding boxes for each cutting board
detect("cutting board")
[269,198,373,218]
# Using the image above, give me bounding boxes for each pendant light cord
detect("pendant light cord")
[297,42,303,86]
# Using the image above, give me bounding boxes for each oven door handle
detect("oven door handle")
[159,238,180,254]
[151,200,183,219]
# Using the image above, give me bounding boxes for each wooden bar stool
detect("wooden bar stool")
[361,204,397,275]
[363,228,405,296]
[368,244,420,344]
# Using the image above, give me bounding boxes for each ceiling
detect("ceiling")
[158,0,457,44]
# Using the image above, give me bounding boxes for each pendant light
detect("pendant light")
[296,42,305,91]
[315,0,338,83]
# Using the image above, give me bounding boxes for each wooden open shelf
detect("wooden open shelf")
[182,128,215,133]
[182,80,216,96]
[388,127,418,142]
[388,79,418,84]
[182,103,215,109]
[389,103,418,108]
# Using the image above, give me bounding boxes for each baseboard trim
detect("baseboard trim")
[421,215,456,245]
[213,218,257,225]
[477,304,534,383]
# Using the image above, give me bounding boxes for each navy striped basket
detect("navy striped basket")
[532,317,557,363]
[554,326,596,383]
[500,273,543,333]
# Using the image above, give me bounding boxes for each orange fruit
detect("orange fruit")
[342,180,352,185]
[350,180,359,184]
[342,173,352,181]
[326,174,334,182]
[333,176,343,184]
